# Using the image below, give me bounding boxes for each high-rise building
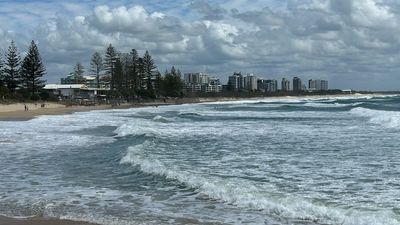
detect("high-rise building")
[293,77,302,92]
[266,80,278,92]
[309,79,329,91]
[245,74,258,91]
[281,78,290,91]
[228,72,245,91]
[184,73,200,84]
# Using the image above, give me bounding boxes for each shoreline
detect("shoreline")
[0,215,96,225]
[0,93,392,121]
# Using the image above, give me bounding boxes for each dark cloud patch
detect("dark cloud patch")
[1,0,400,90]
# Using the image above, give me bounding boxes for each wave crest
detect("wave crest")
[350,107,400,128]
[120,142,399,225]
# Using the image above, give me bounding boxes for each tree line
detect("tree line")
[0,40,46,100]
[73,44,183,99]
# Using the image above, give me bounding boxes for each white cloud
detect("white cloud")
[351,0,396,28]
[2,0,400,90]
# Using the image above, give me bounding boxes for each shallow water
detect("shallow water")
[1,95,400,225]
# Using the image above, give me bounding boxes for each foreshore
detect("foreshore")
[0,215,95,225]
[0,93,386,121]
[0,98,194,121]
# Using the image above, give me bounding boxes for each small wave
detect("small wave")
[121,142,399,225]
[350,107,400,128]
[178,112,203,117]
[114,122,161,138]
[152,115,171,123]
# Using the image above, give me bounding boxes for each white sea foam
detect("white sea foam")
[350,107,400,128]
[152,115,172,123]
[121,141,399,225]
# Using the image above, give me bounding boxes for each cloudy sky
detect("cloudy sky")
[1,0,400,90]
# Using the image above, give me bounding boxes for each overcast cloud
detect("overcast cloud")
[1,0,400,90]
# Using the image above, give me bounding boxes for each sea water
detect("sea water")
[0,95,400,225]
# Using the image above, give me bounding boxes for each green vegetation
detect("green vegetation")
[87,44,183,99]
[0,40,46,101]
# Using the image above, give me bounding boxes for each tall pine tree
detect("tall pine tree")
[90,52,103,88]
[0,53,4,87]
[128,49,139,91]
[4,40,21,92]
[162,66,182,97]
[20,40,46,97]
[104,44,117,90]
[73,62,85,83]
[142,51,156,83]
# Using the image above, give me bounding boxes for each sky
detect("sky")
[1,0,400,90]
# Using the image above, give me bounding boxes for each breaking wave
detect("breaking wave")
[120,141,399,225]
[350,107,400,128]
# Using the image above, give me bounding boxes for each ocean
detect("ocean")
[0,95,399,225]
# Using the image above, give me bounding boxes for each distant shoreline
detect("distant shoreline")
[0,93,394,121]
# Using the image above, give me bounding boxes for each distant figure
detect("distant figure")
[24,104,27,111]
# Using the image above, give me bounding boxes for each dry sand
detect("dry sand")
[0,103,114,120]
[0,100,180,121]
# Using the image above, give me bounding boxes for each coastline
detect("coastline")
[0,215,96,225]
[0,93,388,121]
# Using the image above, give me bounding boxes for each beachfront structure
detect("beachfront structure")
[281,78,290,91]
[184,73,222,93]
[266,80,278,92]
[309,79,328,91]
[228,72,243,91]
[228,72,258,92]
[293,77,302,92]
[245,74,258,91]
[61,74,110,89]
[44,84,110,100]
[258,79,278,93]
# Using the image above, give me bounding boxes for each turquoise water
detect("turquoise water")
[0,95,400,225]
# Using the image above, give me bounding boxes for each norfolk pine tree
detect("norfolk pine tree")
[90,52,103,88]
[20,40,46,98]
[129,49,139,91]
[104,44,117,90]
[4,40,21,92]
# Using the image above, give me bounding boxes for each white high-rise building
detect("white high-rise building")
[309,79,328,91]
[281,78,290,91]
[245,74,258,91]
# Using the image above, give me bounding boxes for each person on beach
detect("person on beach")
[24,104,27,111]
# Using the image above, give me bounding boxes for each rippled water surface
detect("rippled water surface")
[1,95,400,225]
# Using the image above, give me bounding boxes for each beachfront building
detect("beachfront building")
[293,77,302,92]
[245,74,258,91]
[281,78,290,91]
[309,79,329,91]
[228,72,243,91]
[61,73,110,89]
[228,72,258,92]
[184,73,222,93]
[44,84,110,100]
[258,79,278,93]
[266,80,278,92]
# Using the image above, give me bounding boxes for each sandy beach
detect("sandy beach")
[0,103,114,121]
[0,94,380,121]
[0,99,187,121]
[0,216,95,225]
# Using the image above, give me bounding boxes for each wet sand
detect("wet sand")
[0,216,96,225]
[0,94,372,121]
